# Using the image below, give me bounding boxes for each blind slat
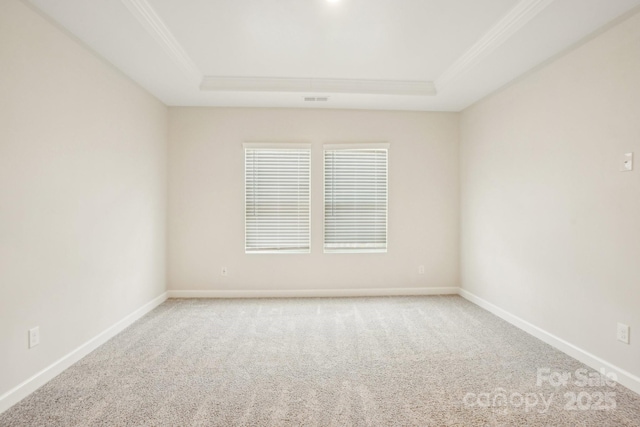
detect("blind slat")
[324,148,388,253]
[245,148,310,254]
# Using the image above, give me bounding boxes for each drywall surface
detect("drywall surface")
[461,11,640,377]
[168,108,459,291]
[0,0,167,397]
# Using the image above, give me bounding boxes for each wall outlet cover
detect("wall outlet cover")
[28,327,40,348]
[620,152,633,171]
[617,323,630,344]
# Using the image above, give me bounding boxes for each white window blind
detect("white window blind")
[245,144,311,254]
[324,144,388,253]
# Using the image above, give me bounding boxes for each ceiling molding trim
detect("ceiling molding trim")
[200,76,437,96]
[435,0,556,91]
[121,0,201,82]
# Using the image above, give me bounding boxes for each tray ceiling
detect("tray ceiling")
[27,0,640,111]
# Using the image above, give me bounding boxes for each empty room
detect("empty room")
[1,0,639,425]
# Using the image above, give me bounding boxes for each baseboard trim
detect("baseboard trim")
[0,292,168,415]
[459,288,640,395]
[167,287,460,299]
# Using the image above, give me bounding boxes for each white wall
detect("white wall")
[461,11,640,377]
[169,108,459,292]
[0,0,167,398]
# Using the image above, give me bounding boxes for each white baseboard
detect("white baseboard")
[0,292,168,415]
[167,287,460,299]
[459,288,640,395]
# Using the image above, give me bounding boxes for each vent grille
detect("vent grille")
[304,97,329,102]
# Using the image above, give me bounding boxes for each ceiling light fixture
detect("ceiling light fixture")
[326,0,340,3]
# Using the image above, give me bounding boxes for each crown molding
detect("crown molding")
[200,76,437,96]
[436,0,556,91]
[120,0,201,82]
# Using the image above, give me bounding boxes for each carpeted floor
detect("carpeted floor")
[1,296,639,426]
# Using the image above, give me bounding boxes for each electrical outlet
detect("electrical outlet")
[418,265,425,274]
[221,267,228,276]
[617,323,630,344]
[620,152,633,171]
[28,327,40,348]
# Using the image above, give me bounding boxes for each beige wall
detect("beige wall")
[168,108,459,291]
[0,0,167,397]
[6,0,638,405]
[461,11,640,376]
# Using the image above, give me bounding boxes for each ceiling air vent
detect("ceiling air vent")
[304,97,329,102]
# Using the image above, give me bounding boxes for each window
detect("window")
[324,143,388,253]
[244,143,311,253]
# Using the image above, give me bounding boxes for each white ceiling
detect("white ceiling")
[27,0,640,111]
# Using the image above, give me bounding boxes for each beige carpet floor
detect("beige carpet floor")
[1,296,639,426]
